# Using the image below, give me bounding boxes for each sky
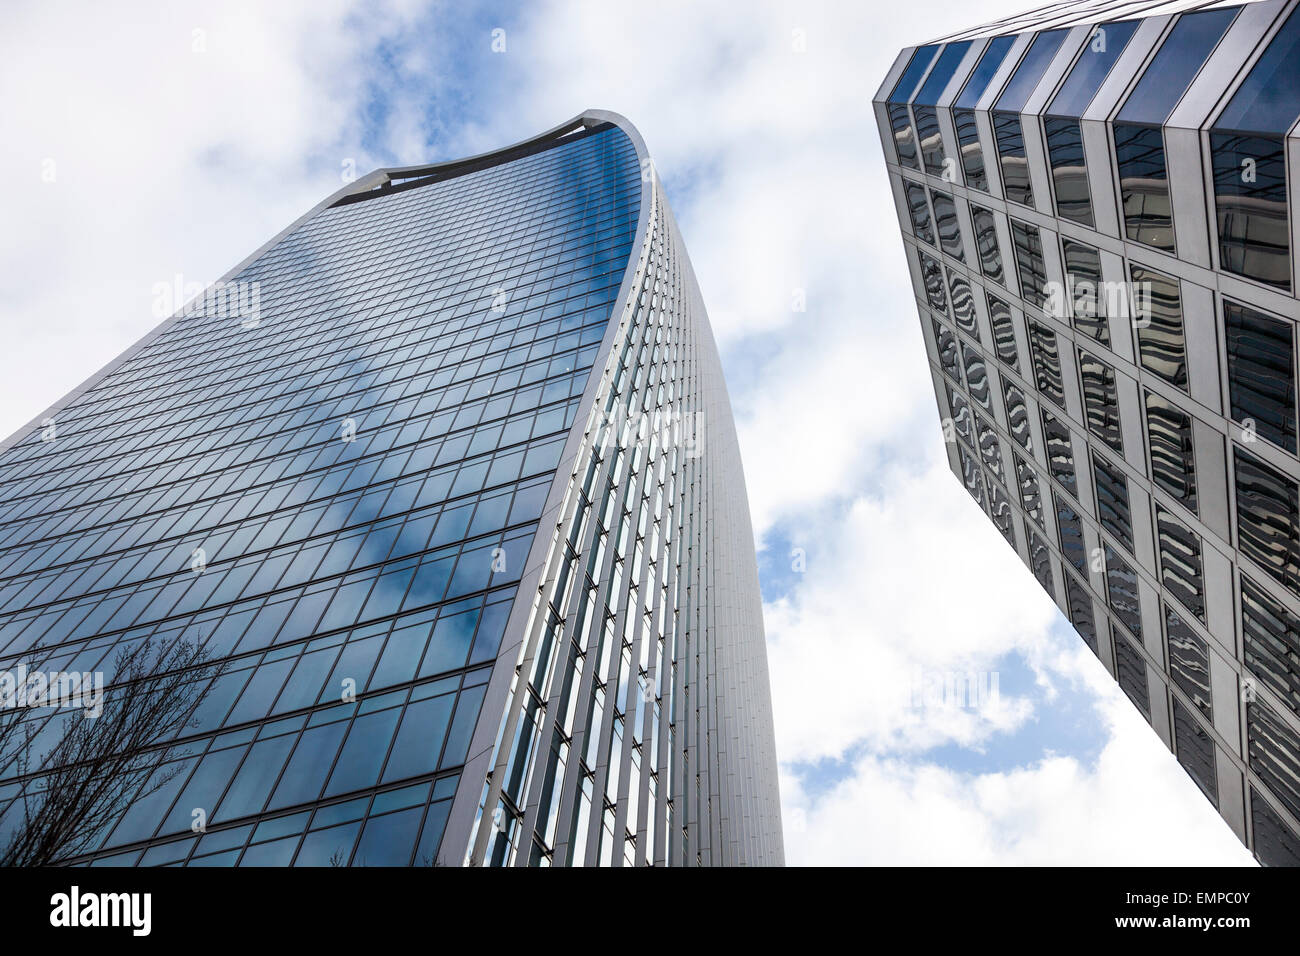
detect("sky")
[0,0,1256,865]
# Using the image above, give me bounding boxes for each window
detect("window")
[1224,298,1296,454]
[1113,7,1238,251]
[1065,573,1098,653]
[1211,5,1300,289]
[954,35,1016,110]
[1041,408,1076,496]
[1156,504,1205,622]
[914,40,975,108]
[994,112,1033,206]
[957,444,986,507]
[1042,19,1141,225]
[1145,390,1197,514]
[1060,239,1106,344]
[1172,698,1218,804]
[1234,447,1300,596]
[1049,21,1139,117]
[919,250,948,313]
[1211,133,1290,289]
[1045,118,1091,225]
[949,36,1018,191]
[933,318,960,380]
[914,106,946,177]
[1113,124,1172,250]
[1002,377,1032,450]
[1132,264,1186,390]
[1105,543,1142,639]
[1246,700,1300,820]
[1252,787,1300,867]
[904,181,934,245]
[1166,604,1212,719]
[947,268,978,336]
[1027,320,1064,408]
[889,104,920,170]
[1113,624,1150,717]
[1093,451,1133,553]
[1010,219,1047,310]
[993,29,1068,114]
[976,414,1003,481]
[1055,492,1086,574]
[1015,454,1043,528]
[1029,532,1053,594]
[1078,350,1123,453]
[961,343,991,410]
[1241,574,1300,717]
[1116,8,1238,127]
[987,293,1018,368]
[970,205,1005,284]
[930,189,965,262]
[954,109,987,192]
[988,481,1017,548]
[944,381,973,445]
[886,44,940,170]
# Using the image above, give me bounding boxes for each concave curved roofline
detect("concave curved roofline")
[0,109,651,457]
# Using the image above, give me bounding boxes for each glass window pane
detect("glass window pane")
[1045,118,1092,226]
[1234,447,1300,595]
[1225,298,1296,453]
[954,108,987,191]
[1145,390,1198,515]
[987,293,1018,368]
[1212,133,1290,289]
[994,112,1033,206]
[1105,543,1142,640]
[1011,219,1047,310]
[1065,573,1098,652]
[1156,504,1205,623]
[1241,574,1300,717]
[971,205,1005,284]
[1114,123,1173,250]
[994,29,1069,113]
[1061,239,1106,343]
[931,189,965,261]
[1132,264,1186,390]
[914,40,975,105]
[1117,8,1238,124]
[904,181,934,245]
[1216,6,1300,135]
[1055,492,1086,574]
[1093,451,1133,553]
[954,35,1017,109]
[1047,21,1139,118]
[888,44,941,104]
[1166,604,1212,719]
[1172,697,1218,804]
[1078,350,1123,453]
[1113,623,1151,716]
[1041,408,1076,495]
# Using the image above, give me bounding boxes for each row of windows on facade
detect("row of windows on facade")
[889,6,1300,292]
[953,400,1300,869]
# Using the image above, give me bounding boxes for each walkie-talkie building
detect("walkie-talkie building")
[0,111,783,867]
[877,0,1300,866]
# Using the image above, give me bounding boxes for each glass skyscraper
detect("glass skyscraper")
[878,0,1300,866]
[0,111,783,867]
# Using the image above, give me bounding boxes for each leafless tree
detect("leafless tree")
[0,635,223,866]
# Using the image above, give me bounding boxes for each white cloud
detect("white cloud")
[782,691,1255,866]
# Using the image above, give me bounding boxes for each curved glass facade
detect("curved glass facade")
[0,114,783,867]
